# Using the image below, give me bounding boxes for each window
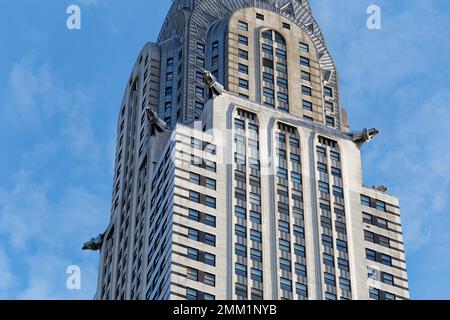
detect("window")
[250,211,261,224]
[361,195,371,207]
[381,254,392,266]
[300,56,310,67]
[291,153,301,164]
[317,162,328,173]
[251,249,263,262]
[165,87,173,97]
[339,278,351,291]
[302,100,313,111]
[331,167,341,177]
[296,283,308,297]
[238,63,248,74]
[325,292,337,300]
[323,254,334,267]
[317,146,326,157]
[167,57,174,67]
[212,41,219,51]
[369,287,379,300]
[235,244,247,257]
[293,225,304,238]
[322,235,333,248]
[251,288,263,300]
[204,233,216,246]
[188,209,200,222]
[384,292,396,300]
[382,273,394,286]
[235,225,247,238]
[368,267,377,280]
[256,13,264,20]
[324,86,333,97]
[326,116,335,127]
[376,200,386,212]
[188,228,199,241]
[278,220,290,234]
[186,288,198,300]
[195,86,204,98]
[276,48,286,59]
[235,283,247,297]
[333,186,344,198]
[277,77,288,88]
[338,258,349,272]
[318,181,329,194]
[204,273,216,287]
[330,151,340,161]
[196,42,205,53]
[249,193,261,206]
[294,244,306,257]
[263,72,274,84]
[235,206,246,220]
[302,85,312,96]
[324,273,335,286]
[189,191,200,203]
[378,235,390,248]
[336,240,348,252]
[196,56,205,67]
[205,214,216,228]
[251,268,263,282]
[280,258,291,271]
[366,249,376,262]
[279,239,291,253]
[190,172,201,185]
[235,263,247,277]
[239,49,248,60]
[239,78,249,90]
[301,71,311,81]
[278,168,288,180]
[205,178,216,190]
[187,248,199,261]
[238,21,248,31]
[204,253,216,266]
[195,71,204,82]
[205,196,216,209]
[238,35,248,46]
[282,22,291,29]
[325,101,334,112]
[299,42,309,53]
[187,268,198,281]
[251,230,262,243]
[280,278,292,291]
[377,217,389,229]
[263,87,275,100]
[295,263,307,277]
[290,137,300,148]
[166,72,173,82]
[195,101,204,113]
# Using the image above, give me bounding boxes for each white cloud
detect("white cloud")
[0,55,110,299]
[0,172,107,299]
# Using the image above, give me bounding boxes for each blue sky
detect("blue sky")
[0,0,448,299]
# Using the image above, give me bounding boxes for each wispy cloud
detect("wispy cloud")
[0,55,109,299]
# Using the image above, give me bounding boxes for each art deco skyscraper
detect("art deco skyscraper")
[90,0,409,300]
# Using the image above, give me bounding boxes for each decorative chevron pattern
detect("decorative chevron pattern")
[157,0,342,129]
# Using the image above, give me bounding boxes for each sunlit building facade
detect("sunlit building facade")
[93,0,409,301]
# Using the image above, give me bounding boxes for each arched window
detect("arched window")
[260,30,289,112]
